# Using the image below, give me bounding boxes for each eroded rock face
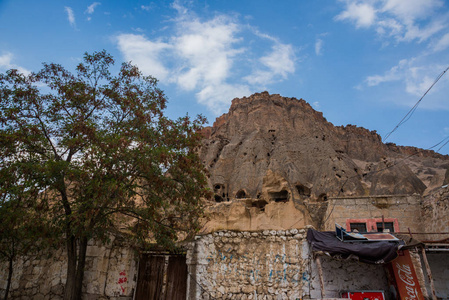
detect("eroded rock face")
[199,92,449,230]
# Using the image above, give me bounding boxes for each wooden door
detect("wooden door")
[135,254,187,300]
[134,255,165,300]
[164,255,188,300]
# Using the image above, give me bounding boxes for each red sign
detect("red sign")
[389,250,424,300]
[342,291,385,300]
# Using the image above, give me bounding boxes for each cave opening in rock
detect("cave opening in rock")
[214,195,224,203]
[251,199,268,212]
[269,190,289,203]
[296,184,311,197]
[317,193,328,202]
[236,190,247,199]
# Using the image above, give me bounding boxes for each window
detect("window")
[376,222,394,232]
[346,218,399,233]
[350,222,367,232]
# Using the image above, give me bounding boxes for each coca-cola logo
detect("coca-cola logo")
[396,262,420,300]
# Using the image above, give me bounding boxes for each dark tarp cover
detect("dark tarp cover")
[307,228,402,264]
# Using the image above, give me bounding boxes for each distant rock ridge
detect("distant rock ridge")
[200,92,449,205]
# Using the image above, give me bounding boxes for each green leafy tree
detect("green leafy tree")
[0,51,209,300]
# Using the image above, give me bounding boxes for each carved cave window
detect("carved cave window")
[317,193,328,202]
[214,195,224,203]
[236,190,247,199]
[296,184,311,197]
[251,200,268,212]
[269,190,289,203]
[214,183,224,191]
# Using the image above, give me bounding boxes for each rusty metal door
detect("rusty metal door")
[135,254,187,300]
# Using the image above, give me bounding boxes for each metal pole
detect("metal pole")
[315,254,326,299]
[420,247,437,300]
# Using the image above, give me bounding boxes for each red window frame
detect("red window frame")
[346,218,399,233]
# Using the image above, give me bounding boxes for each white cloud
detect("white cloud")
[444,127,449,135]
[431,32,449,52]
[141,5,152,11]
[196,84,252,113]
[335,2,377,28]
[115,5,296,115]
[315,38,324,56]
[173,16,242,90]
[364,58,449,109]
[261,44,295,77]
[336,0,447,43]
[381,0,443,22]
[86,2,100,14]
[65,7,76,28]
[365,59,406,86]
[402,20,446,42]
[0,52,31,75]
[0,52,13,69]
[244,35,295,86]
[116,34,171,81]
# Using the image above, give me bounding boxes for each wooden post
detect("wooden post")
[420,247,437,300]
[315,254,326,299]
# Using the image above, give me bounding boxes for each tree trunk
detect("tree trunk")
[63,235,88,300]
[74,237,88,299]
[64,235,77,300]
[3,255,13,300]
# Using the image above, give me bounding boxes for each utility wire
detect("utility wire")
[383,65,449,142]
[436,136,449,153]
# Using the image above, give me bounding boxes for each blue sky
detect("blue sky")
[1,0,448,154]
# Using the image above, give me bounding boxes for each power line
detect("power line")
[383,65,449,142]
[436,136,449,153]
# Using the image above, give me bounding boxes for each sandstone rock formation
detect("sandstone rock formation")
[199,92,449,231]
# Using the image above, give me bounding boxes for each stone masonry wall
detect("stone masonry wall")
[324,194,423,232]
[421,186,449,241]
[187,229,311,300]
[0,236,137,300]
[187,228,395,300]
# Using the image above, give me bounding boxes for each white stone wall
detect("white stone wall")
[0,237,137,300]
[187,228,392,300]
[187,229,310,299]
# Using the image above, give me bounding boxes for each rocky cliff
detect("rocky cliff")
[200,92,448,199]
[198,92,449,231]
